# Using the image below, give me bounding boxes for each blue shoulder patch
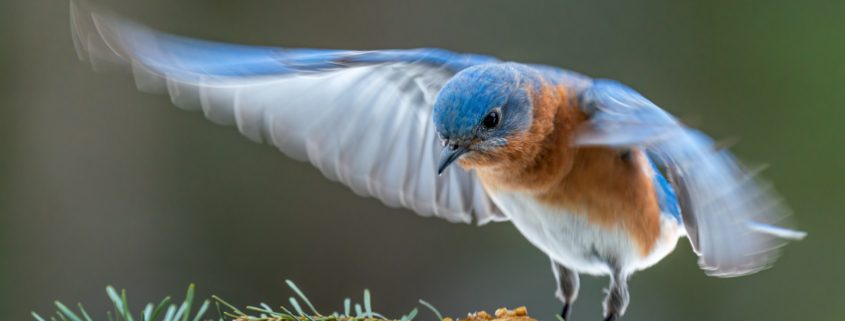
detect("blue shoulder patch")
[648,157,682,223]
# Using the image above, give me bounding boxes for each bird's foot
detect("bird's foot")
[559,304,570,321]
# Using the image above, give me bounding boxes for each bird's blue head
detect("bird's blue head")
[433,63,540,174]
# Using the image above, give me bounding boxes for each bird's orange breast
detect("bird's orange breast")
[470,83,662,256]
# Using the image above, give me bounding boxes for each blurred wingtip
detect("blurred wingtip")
[747,221,808,241]
[713,136,740,152]
[69,0,124,70]
[69,0,154,71]
[702,264,771,278]
[695,219,806,278]
[69,1,85,60]
[69,0,101,63]
[697,235,783,278]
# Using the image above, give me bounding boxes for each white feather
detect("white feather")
[70,2,506,225]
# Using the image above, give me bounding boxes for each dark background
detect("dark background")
[2,1,843,320]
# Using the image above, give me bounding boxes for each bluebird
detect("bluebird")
[70,3,805,320]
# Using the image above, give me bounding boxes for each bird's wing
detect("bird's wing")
[70,2,507,224]
[576,79,805,277]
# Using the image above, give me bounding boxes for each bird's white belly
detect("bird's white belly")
[489,190,682,275]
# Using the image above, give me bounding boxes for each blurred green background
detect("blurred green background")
[2,0,843,320]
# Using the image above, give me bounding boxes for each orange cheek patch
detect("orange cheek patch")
[474,84,584,192]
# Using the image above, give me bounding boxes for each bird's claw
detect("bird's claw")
[559,304,570,321]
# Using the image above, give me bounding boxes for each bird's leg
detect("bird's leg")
[602,268,630,321]
[550,258,579,321]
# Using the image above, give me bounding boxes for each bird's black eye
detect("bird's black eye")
[482,110,500,129]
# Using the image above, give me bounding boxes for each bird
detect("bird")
[69,2,806,320]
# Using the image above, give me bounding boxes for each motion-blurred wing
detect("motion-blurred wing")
[70,2,506,224]
[577,80,805,277]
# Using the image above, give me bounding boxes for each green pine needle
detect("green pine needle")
[181,284,196,321]
[285,280,321,316]
[34,281,443,321]
[417,300,443,321]
[363,290,372,318]
[343,299,351,317]
[55,301,83,321]
[78,304,94,321]
[32,312,48,321]
[400,308,418,321]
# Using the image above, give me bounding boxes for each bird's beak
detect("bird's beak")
[437,144,469,175]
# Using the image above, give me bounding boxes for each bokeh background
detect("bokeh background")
[2,0,843,320]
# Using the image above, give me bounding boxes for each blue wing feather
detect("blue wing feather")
[103,18,498,79]
[71,1,508,224]
[648,157,682,223]
[576,79,805,277]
